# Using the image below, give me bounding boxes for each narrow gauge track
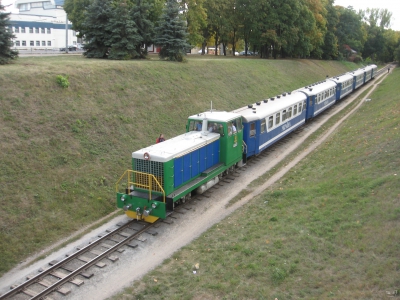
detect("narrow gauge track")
[0,65,392,300]
[0,220,159,300]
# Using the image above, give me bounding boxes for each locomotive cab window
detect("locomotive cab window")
[294,105,297,115]
[188,120,203,131]
[234,118,242,132]
[299,102,302,112]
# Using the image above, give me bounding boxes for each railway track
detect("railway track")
[0,220,160,300]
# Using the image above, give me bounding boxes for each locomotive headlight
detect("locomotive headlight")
[123,204,132,211]
[121,196,125,202]
[151,203,157,209]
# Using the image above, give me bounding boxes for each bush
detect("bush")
[56,75,70,88]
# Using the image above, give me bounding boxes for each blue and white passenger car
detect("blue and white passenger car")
[348,68,366,90]
[328,73,354,101]
[234,92,307,158]
[296,80,337,120]
[364,64,378,83]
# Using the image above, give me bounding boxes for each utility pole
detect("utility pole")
[65,13,68,53]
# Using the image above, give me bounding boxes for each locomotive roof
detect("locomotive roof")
[188,110,241,122]
[132,131,220,163]
[233,91,307,122]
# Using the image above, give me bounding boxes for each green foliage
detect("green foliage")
[56,75,70,88]
[154,0,190,61]
[0,4,18,64]
[107,1,142,60]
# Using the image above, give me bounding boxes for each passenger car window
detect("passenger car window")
[250,123,256,137]
[276,113,280,125]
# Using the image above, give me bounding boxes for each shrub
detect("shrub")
[56,75,70,88]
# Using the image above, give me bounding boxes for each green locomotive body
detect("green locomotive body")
[116,111,244,222]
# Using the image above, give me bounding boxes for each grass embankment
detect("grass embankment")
[0,55,358,276]
[114,68,400,299]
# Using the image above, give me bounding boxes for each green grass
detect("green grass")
[112,68,400,299]
[0,54,364,276]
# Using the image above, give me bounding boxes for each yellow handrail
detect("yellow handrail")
[115,170,165,203]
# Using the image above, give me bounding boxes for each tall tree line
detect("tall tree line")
[0,2,18,64]
[63,0,400,62]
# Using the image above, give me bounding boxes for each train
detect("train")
[115,64,378,223]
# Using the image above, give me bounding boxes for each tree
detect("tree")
[154,0,190,61]
[107,0,142,60]
[321,0,338,60]
[0,3,18,64]
[82,0,114,58]
[180,0,207,47]
[131,0,154,58]
[64,0,93,37]
[335,6,366,56]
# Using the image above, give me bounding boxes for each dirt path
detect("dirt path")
[0,72,388,300]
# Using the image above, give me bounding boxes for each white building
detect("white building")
[6,0,77,50]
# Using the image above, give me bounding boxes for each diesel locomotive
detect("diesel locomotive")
[116,64,378,222]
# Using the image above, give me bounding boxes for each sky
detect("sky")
[329,0,399,31]
[2,0,399,31]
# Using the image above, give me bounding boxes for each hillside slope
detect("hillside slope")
[0,55,357,275]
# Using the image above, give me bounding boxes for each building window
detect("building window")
[47,41,51,46]
[73,31,76,36]
[15,41,20,46]
[29,27,33,33]
[41,28,45,34]
[47,28,51,34]
[19,3,30,11]
[42,41,46,46]
[30,41,34,46]
[36,41,40,46]
[21,27,26,33]
[15,27,19,33]
[43,1,55,9]
[31,2,42,8]
[35,28,39,33]
[22,41,26,46]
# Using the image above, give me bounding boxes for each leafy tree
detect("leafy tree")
[82,0,114,58]
[180,0,207,47]
[335,6,366,56]
[131,0,154,58]
[321,0,338,59]
[0,3,18,64]
[64,0,93,37]
[394,44,400,62]
[305,0,327,58]
[107,0,142,60]
[154,0,190,61]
